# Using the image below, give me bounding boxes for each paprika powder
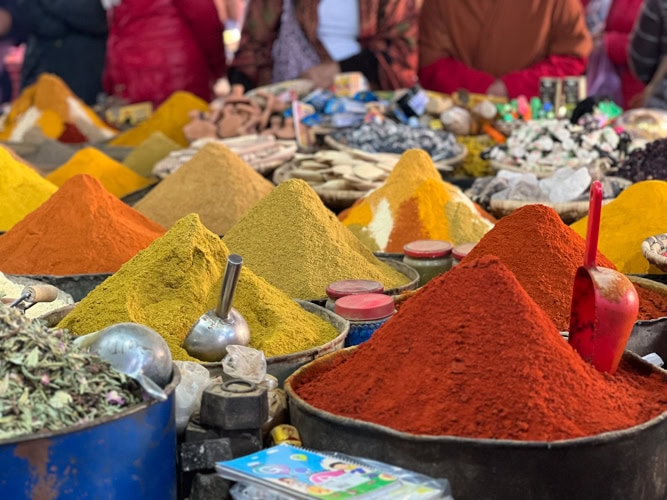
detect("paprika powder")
[293,256,667,441]
[465,204,667,330]
[0,175,165,275]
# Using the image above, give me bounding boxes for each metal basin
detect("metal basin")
[202,300,349,384]
[0,365,180,499]
[627,317,667,361]
[285,349,667,500]
[41,301,349,387]
[6,274,111,303]
[307,258,419,307]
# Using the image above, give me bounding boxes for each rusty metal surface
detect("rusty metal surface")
[0,366,180,499]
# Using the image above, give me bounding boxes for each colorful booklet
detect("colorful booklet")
[215,444,403,499]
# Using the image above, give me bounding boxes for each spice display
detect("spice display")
[59,215,339,361]
[339,150,493,253]
[46,147,154,198]
[331,122,463,162]
[0,273,73,318]
[277,148,397,192]
[0,73,116,143]
[152,135,297,179]
[456,135,494,177]
[135,142,274,235]
[0,146,57,231]
[466,204,667,330]
[224,179,409,299]
[0,304,142,440]
[616,138,667,182]
[0,175,165,275]
[293,256,667,441]
[486,120,630,176]
[571,181,667,274]
[110,91,208,147]
[122,132,181,178]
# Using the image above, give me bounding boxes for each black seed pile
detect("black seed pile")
[616,139,667,182]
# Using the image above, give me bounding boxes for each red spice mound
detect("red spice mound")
[0,174,165,275]
[294,256,667,441]
[465,204,666,330]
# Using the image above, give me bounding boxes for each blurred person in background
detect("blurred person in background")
[17,0,107,104]
[103,0,226,106]
[418,0,592,99]
[601,0,645,107]
[229,0,419,91]
[0,0,26,103]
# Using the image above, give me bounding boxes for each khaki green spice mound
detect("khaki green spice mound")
[224,179,410,299]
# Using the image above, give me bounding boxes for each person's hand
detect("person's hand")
[300,61,340,90]
[487,79,509,98]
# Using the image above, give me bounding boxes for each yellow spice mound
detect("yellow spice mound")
[59,214,339,361]
[0,146,57,231]
[571,180,667,274]
[46,148,154,198]
[224,179,409,299]
[0,74,116,142]
[110,91,208,147]
[340,149,494,252]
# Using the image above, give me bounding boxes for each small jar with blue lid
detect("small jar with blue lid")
[335,293,396,347]
[403,240,453,286]
[325,279,384,311]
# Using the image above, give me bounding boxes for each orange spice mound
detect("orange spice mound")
[0,175,165,275]
[339,149,494,252]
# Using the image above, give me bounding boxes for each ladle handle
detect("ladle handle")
[584,181,603,269]
[217,254,243,320]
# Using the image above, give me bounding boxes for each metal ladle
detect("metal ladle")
[568,181,640,373]
[78,323,173,401]
[183,254,250,362]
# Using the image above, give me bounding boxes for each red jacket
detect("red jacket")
[103,0,225,106]
[604,0,645,107]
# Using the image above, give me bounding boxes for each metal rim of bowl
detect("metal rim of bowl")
[285,347,667,448]
[0,364,181,446]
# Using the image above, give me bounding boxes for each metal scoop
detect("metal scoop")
[183,254,250,362]
[568,181,639,373]
[7,285,59,312]
[78,323,173,401]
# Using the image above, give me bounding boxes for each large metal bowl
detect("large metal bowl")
[42,300,349,387]
[285,349,667,500]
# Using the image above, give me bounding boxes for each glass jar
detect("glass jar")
[325,279,384,311]
[335,293,396,347]
[452,243,477,267]
[402,240,453,287]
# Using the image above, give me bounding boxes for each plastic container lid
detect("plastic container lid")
[403,240,453,258]
[326,280,384,300]
[452,243,476,260]
[335,293,395,321]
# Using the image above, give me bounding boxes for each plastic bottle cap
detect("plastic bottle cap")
[452,243,476,260]
[326,280,385,300]
[403,240,453,258]
[335,293,395,321]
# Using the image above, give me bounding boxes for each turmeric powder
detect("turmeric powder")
[46,148,154,198]
[59,214,339,361]
[340,149,494,252]
[0,146,57,231]
[109,91,208,147]
[571,180,667,274]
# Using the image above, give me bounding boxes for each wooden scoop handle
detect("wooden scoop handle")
[24,285,59,303]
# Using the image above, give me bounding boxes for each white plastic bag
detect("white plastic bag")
[174,361,212,433]
[222,345,266,384]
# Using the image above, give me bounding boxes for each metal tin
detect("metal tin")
[325,280,384,312]
[270,424,303,447]
[285,351,667,500]
[403,240,453,286]
[335,294,395,347]
[451,243,476,267]
[0,365,180,499]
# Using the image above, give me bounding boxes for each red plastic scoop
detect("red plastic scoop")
[568,181,639,373]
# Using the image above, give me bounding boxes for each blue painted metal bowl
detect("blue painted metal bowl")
[0,365,180,499]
